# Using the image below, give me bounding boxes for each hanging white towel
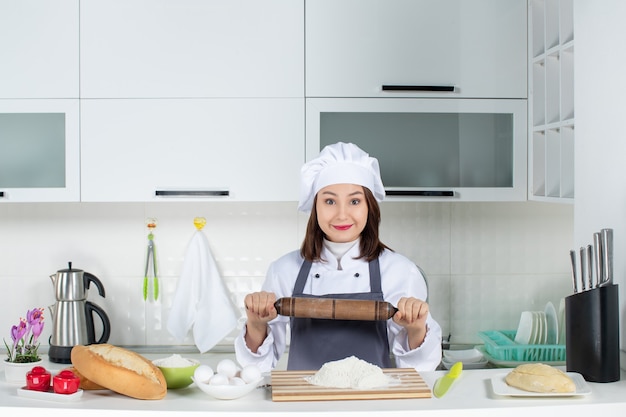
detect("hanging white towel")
[167,230,240,352]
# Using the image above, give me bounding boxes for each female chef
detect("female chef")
[234,142,442,371]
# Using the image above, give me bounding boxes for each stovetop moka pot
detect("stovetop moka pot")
[48,262,111,364]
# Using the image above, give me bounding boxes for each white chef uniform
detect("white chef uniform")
[234,242,443,372]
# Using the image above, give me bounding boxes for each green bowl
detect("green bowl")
[155,359,201,389]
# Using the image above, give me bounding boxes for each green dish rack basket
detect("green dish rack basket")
[478,330,566,362]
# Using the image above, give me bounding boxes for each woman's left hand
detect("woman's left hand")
[392,297,429,349]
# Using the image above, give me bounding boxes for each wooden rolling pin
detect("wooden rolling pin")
[274,297,398,321]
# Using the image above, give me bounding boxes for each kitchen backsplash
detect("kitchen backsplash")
[0,201,573,351]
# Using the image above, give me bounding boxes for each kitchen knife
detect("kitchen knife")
[593,232,603,288]
[600,228,613,286]
[273,297,398,321]
[586,244,594,290]
[433,361,463,398]
[569,249,578,293]
[579,247,587,291]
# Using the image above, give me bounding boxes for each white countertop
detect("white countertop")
[3,353,626,417]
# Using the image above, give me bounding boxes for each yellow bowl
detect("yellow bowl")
[154,358,201,389]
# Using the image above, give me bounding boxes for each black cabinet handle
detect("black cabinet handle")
[155,190,230,197]
[385,190,455,197]
[382,85,455,92]
[0,191,4,198]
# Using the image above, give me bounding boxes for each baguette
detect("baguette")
[71,344,167,400]
[505,363,576,393]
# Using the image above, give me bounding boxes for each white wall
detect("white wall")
[574,1,626,353]
[0,201,572,352]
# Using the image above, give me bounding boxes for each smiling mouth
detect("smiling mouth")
[333,225,352,231]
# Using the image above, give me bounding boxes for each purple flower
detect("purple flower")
[27,308,45,343]
[11,319,27,344]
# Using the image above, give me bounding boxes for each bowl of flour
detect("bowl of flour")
[153,354,200,389]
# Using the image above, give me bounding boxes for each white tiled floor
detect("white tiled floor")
[0,200,573,349]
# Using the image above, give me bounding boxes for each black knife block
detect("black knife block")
[565,284,620,382]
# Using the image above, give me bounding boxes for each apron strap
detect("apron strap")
[369,258,381,293]
[292,259,312,295]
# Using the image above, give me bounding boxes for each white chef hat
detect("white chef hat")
[298,142,385,212]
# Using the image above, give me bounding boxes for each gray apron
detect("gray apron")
[286,258,392,370]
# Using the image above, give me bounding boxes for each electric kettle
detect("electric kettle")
[48,262,111,364]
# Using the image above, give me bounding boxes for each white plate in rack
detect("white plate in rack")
[545,302,558,345]
[491,372,591,397]
[514,311,534,344]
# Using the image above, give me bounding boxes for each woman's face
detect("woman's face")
[315,183,369,243]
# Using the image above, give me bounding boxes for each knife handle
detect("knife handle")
[274,297,398,321]
[601,228,613,286]
[593,232,603,288]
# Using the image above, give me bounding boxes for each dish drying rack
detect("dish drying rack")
[478,330,566,363]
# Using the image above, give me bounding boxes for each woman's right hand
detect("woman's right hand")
[244,291,278,324]
[243,291,277,352]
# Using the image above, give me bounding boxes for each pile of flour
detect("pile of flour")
[153,354,196,368]
[307,356,390,389]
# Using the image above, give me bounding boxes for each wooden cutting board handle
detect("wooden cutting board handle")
[274,297,398,321]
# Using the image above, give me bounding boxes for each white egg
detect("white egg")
[239,364,262,384]
[193,365,214,383]
[208,373,229,386]
[216,359,238,378]
[229,377,246,386]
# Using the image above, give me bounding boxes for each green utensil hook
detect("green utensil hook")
[144,219,159,301]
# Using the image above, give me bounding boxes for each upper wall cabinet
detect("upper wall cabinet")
[80,0,304,98]
[80,99,304,202]
[0,99,80,202]
[306,0,527,99]
[0,0,79,99]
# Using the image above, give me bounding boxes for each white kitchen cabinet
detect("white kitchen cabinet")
[305,0,527,98]
[0,0,79,99]
[0,99,80,202]
[80,99,304,202]
[528,0,574,202]
[307,98,528,202]
[80,0,303,99]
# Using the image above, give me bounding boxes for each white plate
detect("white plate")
[192,377,264,400]
[529,312,539,344]
[491,372,591,397]
[443,348,485,363]
[514,311,534,344]
[533,311,547,345]
[17,387,83,402]
[558,298,566,344]
[545,302,558,345]
[442,357,488,370]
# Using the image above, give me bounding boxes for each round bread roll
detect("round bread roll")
[63,366,107,390]
[505,363,576,393]
[71,344,167,400]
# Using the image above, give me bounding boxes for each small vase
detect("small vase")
[3,359,43,384]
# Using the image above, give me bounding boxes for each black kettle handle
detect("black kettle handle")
[85,301,111,345]
[83,272,106,298]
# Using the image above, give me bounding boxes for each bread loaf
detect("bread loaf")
[505,363,576,393]
[63,366,107,390]
[71,344,167,400]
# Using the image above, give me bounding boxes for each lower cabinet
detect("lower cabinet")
[80,99,304,202]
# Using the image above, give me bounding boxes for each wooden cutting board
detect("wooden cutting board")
[271,368,431,402]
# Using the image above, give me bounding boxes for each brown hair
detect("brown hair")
[300,187,391,262]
